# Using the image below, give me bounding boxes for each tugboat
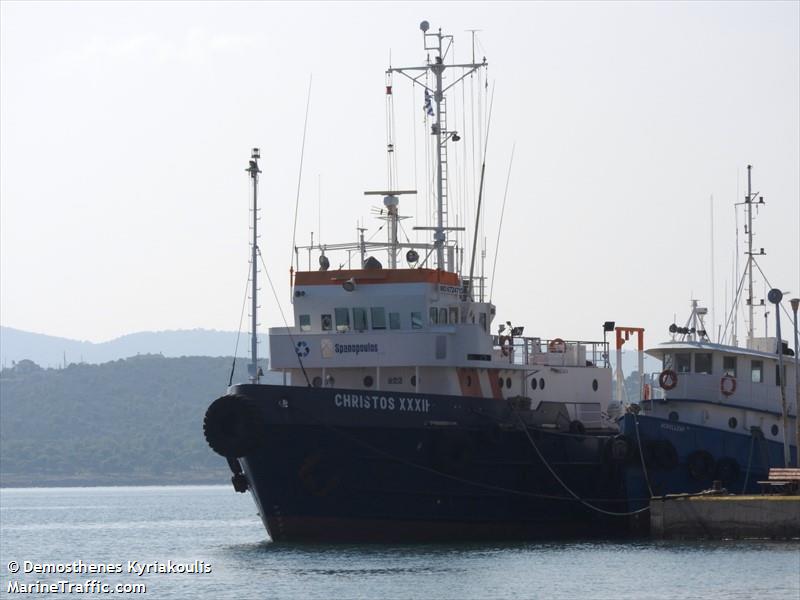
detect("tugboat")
[618,165,799,509]
[204,22,644,542]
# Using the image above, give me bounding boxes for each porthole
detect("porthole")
[531,378,538,390]
[411,375,417,387]
[312,376,322,387]
[466,375,472,387]
[325,375,335,386]
[539,378,545,390]
[668,411,679,422]
[771,424,779,436]
[498,377,504,389]
[592,379,598,392]
[506,377,512,389]
[728,417,737,429]
[363,375,374,388]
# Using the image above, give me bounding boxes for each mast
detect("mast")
[746,165,755,342]
[389,21,485,271]
[247,148,262,384]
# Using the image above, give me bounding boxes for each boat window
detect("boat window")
[371,307,386,330]
[776,364,785,386]
[751,360,763,383]
[363,375,373,388]
[723,356,737,377]
[668,411,679,422]
[429,307,438,324]
[728,417,737,429]
[353,308,368,331]
[299,314,311,332]
[411,312,423,329]
[335,307,350,330]
[694,353,712,374]
[439,307,448,324]
[321,314,332,331]
[389,312,401,330]
[771,424,779,436]
[663,353,674,370]
[531,378,538,390]
[312,376,322,387]
[675,353,691,373]
[449,307,459,325]
[479,313,487,332]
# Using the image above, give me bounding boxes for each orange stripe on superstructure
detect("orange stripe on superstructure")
[456,368,483,397]
[487,369,503,400]
[294,268,461,286]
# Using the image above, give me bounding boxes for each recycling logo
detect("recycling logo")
[295,341,310,357]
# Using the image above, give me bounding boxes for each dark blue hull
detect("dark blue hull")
[618,413,798,511]
[223,384,641,541]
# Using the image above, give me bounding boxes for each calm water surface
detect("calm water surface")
[1,486,798,599]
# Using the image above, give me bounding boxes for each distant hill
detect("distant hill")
[0,326,268,368]
[0,354,278,487]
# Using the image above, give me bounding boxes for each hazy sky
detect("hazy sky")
[1,1,798,349]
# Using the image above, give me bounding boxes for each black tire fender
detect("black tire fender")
[203,394,264,458]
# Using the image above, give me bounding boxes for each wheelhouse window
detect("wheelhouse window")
[479,313,487,332]
[663,353,674,370]
[371,307,386,330]
[439,307,448,324]
[449,307,459,325]
[429,307,438,325]
[389,312,401,330]
[723,356,737,377]
[694,353,712,374]
[321,314,332,331]
[411,312,423,329]
[353,307,368,331]
[299,314,311,332]
[751,360,763,383]
[676,353,691,373]
[335,307,350,331]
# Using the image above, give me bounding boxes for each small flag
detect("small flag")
[423,90,434,116]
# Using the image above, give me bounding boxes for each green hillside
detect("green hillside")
[0,355,273,487]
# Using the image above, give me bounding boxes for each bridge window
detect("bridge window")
[675,353,691,373]
[389,312,401,330]
[299,314,311,332]
[663,353,674,370]
[429,307,438,324]
[411,312,423,329]
[335,308,350,330]
[439,307,448,324]
[723,356,737,377]
[449,307,459,325]
[479,313,487,332]
[321,314,332,331]
[751,360,763,383]
[353,307,368,331]
[371,307,386,330]
[695,353,712,374]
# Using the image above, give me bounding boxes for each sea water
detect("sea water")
[1,486,798,599]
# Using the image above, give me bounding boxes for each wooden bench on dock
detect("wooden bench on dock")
[758,468,800,494]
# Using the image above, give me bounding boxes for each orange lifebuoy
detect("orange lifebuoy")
[548,338,566,353]
[720,375,737,397]
[500,335,512,356]
[659,369,678,390]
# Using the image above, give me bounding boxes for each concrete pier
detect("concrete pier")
[651,495,800,539]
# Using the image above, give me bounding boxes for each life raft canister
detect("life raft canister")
[659,369,678,391]
[720,374,737,397]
